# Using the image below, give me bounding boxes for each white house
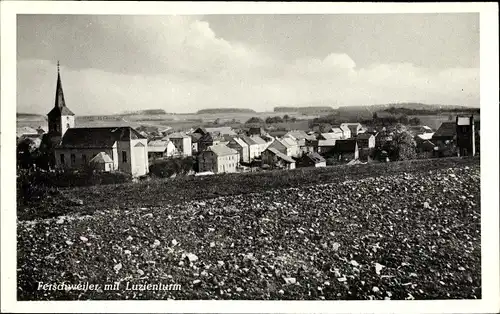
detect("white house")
[166,132,192,157]
[240,135,260,160]
[147,139,179,159]
[197,145,239,174]
[227,137,250,163]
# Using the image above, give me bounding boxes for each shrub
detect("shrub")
[149,157,195,178]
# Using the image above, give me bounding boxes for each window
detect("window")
[71,154,76,165]
[66,123,70,129]
[122,151,128,162]
[60,154,65,165]
[82,154,87,163]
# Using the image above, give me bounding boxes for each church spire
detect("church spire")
[54,60,66,109]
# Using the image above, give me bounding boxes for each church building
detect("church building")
[45,62,149,177]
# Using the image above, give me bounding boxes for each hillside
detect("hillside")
[18,158,480,300]
[16,113,45,119]
[120,109,167,115]
[337,103,475,113]
[274,106,335,114]
[17,158,480,300]
[196,108,256,114]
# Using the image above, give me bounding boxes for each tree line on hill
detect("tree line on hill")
[309,112,421,129]
[245,115,298,125]
[197,108,256,114]
[383,106,480,116]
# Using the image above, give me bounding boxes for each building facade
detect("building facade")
[197,145,239,174]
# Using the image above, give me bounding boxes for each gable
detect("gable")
[134,142,145,147]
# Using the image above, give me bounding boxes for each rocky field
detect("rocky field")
[17,159,480,300]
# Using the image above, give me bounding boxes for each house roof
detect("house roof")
[433,122,456,138]
[356,133,374,140]
[194,127,208,135]
[206,144,238,156]
[285,130,313,141]
[266,147,295,163]
[320,132,339,140]
[281,137,297,147]
[306,152,326,163]
[240,135,258,146]
[335,139,358,152]
[230,137,248,148]
[168,132,189,139]
[331,128,343,134]
[249,135,267,145]
[339,125,351,134]
[318,139,336,146]
[90,152,113,164]
[205,127,237,136]
[57,127,146,148]
[190,133,203,143]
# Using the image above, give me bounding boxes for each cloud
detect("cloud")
[17,16,479,115]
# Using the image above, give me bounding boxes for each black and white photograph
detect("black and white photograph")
[1,1,499,313]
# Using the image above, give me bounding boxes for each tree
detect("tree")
[409,117,421,125]
[245,117,264,125]
[391,131,417,161]
[372,112,378,120]
[283,114,290,122]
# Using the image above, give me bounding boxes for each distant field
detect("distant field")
[16,111,316,132]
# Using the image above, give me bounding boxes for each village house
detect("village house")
[316,139,336,154]
[356,133,376,149]
[166,132,192,157]
[261,147,296,170]
[338,125,352,139]
[340,123,363,137]
[147,139,179,159]
[284,130,316,155]
[281,137,300,157]
[197,145,239,174]
[190,133,202,153]
[431,122,457,156]
[197,132,214,152]
[89,151,114,172]
[296,152,326,168]
[267,137,298,157]
[332,139,359,162]
[240,135,260,160]
[249,135,270,156]
[227,137,250,163]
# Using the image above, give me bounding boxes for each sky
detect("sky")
[17,14,480,115]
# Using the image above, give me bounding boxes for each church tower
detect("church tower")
[47,61,75,137]
[456,115,475,157]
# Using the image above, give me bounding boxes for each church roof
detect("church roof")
[48,63,75,117]
[56,127,146,148]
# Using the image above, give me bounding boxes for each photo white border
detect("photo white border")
[1,1,499,313]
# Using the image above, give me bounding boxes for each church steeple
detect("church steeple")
[47,61,75,136]
[54,61,66,109]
